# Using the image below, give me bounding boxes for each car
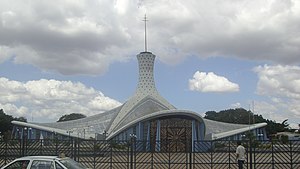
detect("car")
[0,155,88,169]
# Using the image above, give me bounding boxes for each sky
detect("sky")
[0,0,299,129]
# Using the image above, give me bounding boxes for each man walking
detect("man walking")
[236,141,246,169]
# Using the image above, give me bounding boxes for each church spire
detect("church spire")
[142,14,148,52]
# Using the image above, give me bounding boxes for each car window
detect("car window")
[4,160,30,169]
[58,158,86,169]
[30,160,54,169]
[55,162,64,169]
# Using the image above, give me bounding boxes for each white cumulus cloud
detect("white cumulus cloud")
[254,64,300,99]
[189,71,239,93]
[253,64,300,128]
[0,77,121,122]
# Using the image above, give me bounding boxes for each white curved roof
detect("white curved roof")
[13,106,122,138]
[11,51,267,140]
[204,119,267,140]
[107,109,206,140]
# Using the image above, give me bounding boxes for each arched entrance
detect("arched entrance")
[149,116,194,152]
[111,113,206,152]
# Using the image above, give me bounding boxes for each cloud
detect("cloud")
[148,0,300,65]
[254,64,300,99]
[253,100,300,128]
[1,0,300,75]
[230,102,242,109]
[0,0,137,75]
[0,77,121,122]
[254,64,300,127]
[189,71,239,93]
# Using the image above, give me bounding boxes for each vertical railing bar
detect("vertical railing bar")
[252,140,254,169]
[211,140,213,169]
[189,140,193,169]
[271,139,274,169]
[151,141,153,169]
[290,140,292,169]
[168,141,171,169]
[110,140,112,169]
[5,140,7,164]
[228,140,231,169]
[92,140,95,168]
[250,139,253,169]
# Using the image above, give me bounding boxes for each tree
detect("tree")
[0,109,28,140]
[204,108,290,138]
[57,113,86,122]
[14,116,27,122]
[204,108,257,124]
[0,109,14,135]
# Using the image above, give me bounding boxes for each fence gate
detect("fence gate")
[1,139,300,169]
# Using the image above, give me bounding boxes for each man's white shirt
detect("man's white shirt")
[236,145,246,161]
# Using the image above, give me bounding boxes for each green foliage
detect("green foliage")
[0,109,14,134]
[14,116,27,122]
[205,108,267,124]
[280,135,289,144]
[110,141,128,150]
[245,131,261,148]
[0,109,28,140]
[57,113,86,122]
[204,108,290,138]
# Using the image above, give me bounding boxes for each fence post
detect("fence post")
[55,138,58,155]
[168,141,171,169]
[271,140,274,169]
[130,138,133,169]
[228,140,231,169]
[76,139,79,162]
[110,140,113,169]
[189,141,193,169]
[93,140,96,169]
[129,134,137,169]
[249,139,253,169]
[21,137,25,156]
[5,140,8,164]
[151,140,154,169]
[290,140,292,169]
[210,140,213,169]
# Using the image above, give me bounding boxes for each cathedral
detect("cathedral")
[12,50,267,151]
[12,17,267,152]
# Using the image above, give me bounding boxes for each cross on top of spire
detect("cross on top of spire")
[142,14,148,52]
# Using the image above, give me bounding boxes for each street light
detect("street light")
[52,131,57,140]
[83,125,93,140]
[103,130,108,140]
[23,127,28,140]
[28,128,32,139]
[16,128,20,139]
[257,133,264,140]
[89,125,98,140]
[66,130,73,140]
[130,133,137,138]
[130,134,137,145]
[129,133,137,168]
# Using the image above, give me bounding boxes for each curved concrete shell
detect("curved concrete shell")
[12,51,267,142]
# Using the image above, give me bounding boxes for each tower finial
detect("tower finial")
[142,14,148,52]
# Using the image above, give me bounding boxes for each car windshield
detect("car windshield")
[58,158,87,169]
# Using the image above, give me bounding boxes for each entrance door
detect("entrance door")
[160,117,192,152]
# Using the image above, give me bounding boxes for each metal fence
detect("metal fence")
[0,139,299,169]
